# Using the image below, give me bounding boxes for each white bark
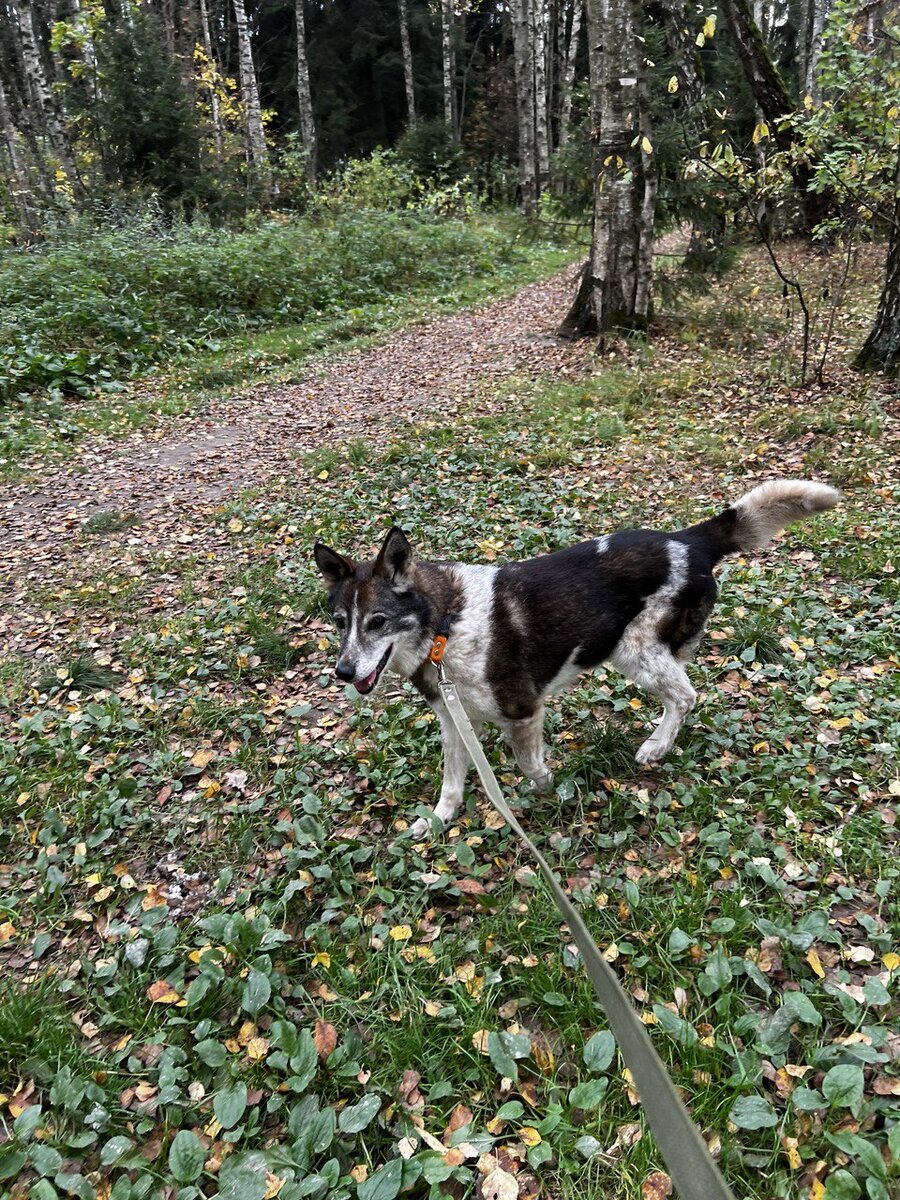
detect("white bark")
[295,0,317,178]
[511,0,536,214]
[12,0,82,193]
[232,0,268,174]
[532,0,550,189]
[398,0,416,127]
[560,0,655,333]
[557,0,582,148]
[198,0,224,159]
[441,0,455,135]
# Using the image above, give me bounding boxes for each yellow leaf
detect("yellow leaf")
[313,951,331,968]
[785,1145,802,1170]
[191,748,215,769]
[703,13,716,37]
[227,518,243,533]
[830,717,851,729]
[519,1127,542,1148]
[471,1030,490,1055]
[641,136,653,154]
[389,925,412,941]
[318,470,329,480]
[882,952,900,971]
[753,741,769,754]
[246,1036,270,1062]
[667,75,679,94]
[806,948,825,979]
[695,31,705,46]
[0,921,16,944]
[629,698,642,710]
[810,1180,826,1200]
[888,105,899,119]
[752,121,770,144]
[147,980,181,1004]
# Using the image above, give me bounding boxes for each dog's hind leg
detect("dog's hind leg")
[610,642,697,765]
[502,707,554,794]
[409,704,479,837]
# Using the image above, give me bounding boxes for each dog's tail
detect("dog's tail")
[684,480,840,562]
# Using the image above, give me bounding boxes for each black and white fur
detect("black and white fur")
[314,480,839,837]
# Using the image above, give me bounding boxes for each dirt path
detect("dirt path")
[1,266,591,654]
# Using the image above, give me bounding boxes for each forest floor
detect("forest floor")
[1,240,899,1200]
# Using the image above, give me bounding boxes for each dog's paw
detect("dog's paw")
[635,738,666,766]
[531,770,555,795]
[406,816,437,841]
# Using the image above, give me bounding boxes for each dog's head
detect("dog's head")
[313,527,430,694]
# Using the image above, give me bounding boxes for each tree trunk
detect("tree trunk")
[441,0,455,136]
[533,0,550,191]
[232,0,268,176]
[398,0,416,128]
[12,0,83,197]
[855,177,900,374]
[0,74,39,234]
[557,0,582,149]
[295,0,317,179]
[558,0,655,335]
[797,0,829,103]
[720,0,793,143]
[198,0,224,159]
[511,0,537,215]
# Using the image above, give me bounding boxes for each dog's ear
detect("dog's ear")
[314,543,355,588]
[374,526,413,586]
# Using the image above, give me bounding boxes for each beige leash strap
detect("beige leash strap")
[437,672,736,1200]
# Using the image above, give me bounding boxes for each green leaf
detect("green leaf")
[358,1158,403,1200]
[169,1129,206,1183]
[214,1081,248,1130]
[822,1065,865,1114]
[728,1095,779,1129]
[496,1100,524,1120]
[100,1135,135,1166]
[568,1077,608,1109]
[454,843,475,868]
[792,1087,824,1111]
[29,1143,63,1177]
[782,992,822,1026]
[217,1151,269,1200]
[866,1179,890,1200]
[488,1032,518,1082]
[0,1148,27,1181]
[667,928,693,955]
[575,1135,603,1160]
[824,1170,861,1200]
[13,1104,43,1141]
[583,1030,615,1073]
[338,1093,381,1134]
[242,969,271,1017]
[195,1038,227,1068]
[864,976,891,1006]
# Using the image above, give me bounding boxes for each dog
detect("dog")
[314,480,839,838]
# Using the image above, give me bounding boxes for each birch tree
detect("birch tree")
[557,0,582,148]
[197,0,224,159]
[559,0,656,334]
[441,0,455,135]
[0,73,38,232]
[295,0,317,178]
[511,0,537,214]
[11,0,83,195]
[398,0,416,127]
[532,0,550,190]
[232,0,268,175]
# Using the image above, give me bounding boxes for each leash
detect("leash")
[429,646,735,1199]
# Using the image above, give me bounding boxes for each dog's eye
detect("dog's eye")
[334,613,347,630]
[366,615,387,633]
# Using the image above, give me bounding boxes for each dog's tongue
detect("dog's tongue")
[356,668,378,694]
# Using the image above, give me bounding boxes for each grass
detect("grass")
[0,214,573,480]
[0,242,898,1198]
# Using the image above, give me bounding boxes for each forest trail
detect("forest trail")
[1,265,592,649]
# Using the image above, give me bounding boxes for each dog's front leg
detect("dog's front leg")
[502,707,554,794]
[408,703,478,839]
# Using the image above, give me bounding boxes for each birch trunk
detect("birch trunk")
[558,0,654,335]
[532,0,550,190]
[198,0,224,159]
[557,0,582,148]
[0,74,38,233]
[295,0,317,179]
[441,0,455,136]
[398,0,416,128]
[12,0,83,195]
[232,0,268,174]
[511,0,537,215]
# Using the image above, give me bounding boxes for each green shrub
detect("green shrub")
[0,206,517,403]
